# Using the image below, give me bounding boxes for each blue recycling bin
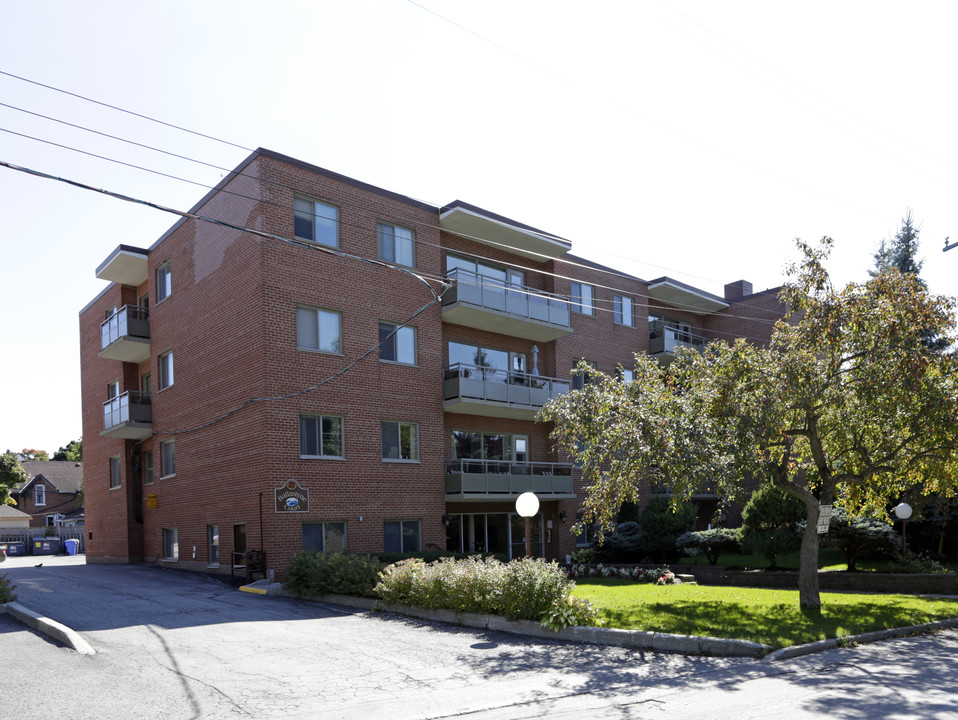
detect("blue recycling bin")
[0,542,26,556]
[64,539,78,556]
[31,537,61,555]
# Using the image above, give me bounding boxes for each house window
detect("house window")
[614,295,634,327]
[576,523,599,547]
[156,262,172,303]
[109,457,121,488]
[570,282,595,315]
[302,522,347,553]
[381,421,419,461]
[447,341,510,378]
[300,415,344,458]
[35,484,46,506]
[45,515,57,526]
[451,431,527,462]
[158,351,174,390]
[379,323,416,365]
[140,373,151,395]
[446,253,524,287]
[384,520,421,553]
[294,196,339,248]
[208,525,219,565]
[143,451,154,485]
[572,360,597,390]
[378,222,415,268]
[160,440,176,478]
[162,528,179,560]
[107,381,119,400]
[618,367,635,383]
[297,306,342,354]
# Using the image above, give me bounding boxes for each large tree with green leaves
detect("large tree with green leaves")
[52,438,83,462]
[540,237,958,611]
[0,451,30,505]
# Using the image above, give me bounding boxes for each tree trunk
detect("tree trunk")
[798,502,821,611]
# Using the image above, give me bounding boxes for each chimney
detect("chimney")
[724,280,753,301]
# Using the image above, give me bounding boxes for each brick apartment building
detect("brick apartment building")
[79,148,781,578]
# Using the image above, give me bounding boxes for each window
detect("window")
[156,262,172,303]
[297,306,342,354]
[617,367,635,383]
[302,522,347,553]
[451,431,527,461]
[158,351,174,390]
[107,381,119,399]
[448,341,509,376]
[162,528,178,560]
[160,440,176,478]
[143,451,154,485]
[570,282,594,315]
[446,253,523,287]
[381,421,419,461]
[45,515,57,527]
[140,373,151,395]
[294,196,338,247]
[109,457,121,488]
[384,520,420,553]
[207,525,219,565]
[614,295,634,327]
[35,484,46,506]
[300,415,344,458]
[378,222,415,268]
[572,360,597,390]
[379,323,416,365]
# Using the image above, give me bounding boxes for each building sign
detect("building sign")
[817,504,833,534]
[147,494,157,509]
[275,479,309,513]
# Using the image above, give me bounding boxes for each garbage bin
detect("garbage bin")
[0,542,26,556]
[30,537,61,555]
[64,539,78,556]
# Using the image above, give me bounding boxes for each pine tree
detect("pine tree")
[871,210,924,280]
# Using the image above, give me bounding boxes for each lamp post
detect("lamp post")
[893,502,912,557]
[515,491,539,558]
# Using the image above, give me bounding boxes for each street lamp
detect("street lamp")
[515,491,539,558]
[893,502,912,557]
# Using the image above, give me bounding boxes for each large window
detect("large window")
[302,522,347,553]
[378,222,415,268]
[614,295,634,327]
[109,457,121,489]
[381,421,419,461]
[143,451,154,485]
[297,306,342,354]
[300,415,344,458]
[451,431,528,461]
[379,323,416,365]
[160,440,176,478]
[447,342,510,373]
[384,520,421,553]
[294,196,339,248]
[570,282,595,315]
[35,484,46,506]
[158,351,174,390]
[156,262,172,303]
[162,528,179,560]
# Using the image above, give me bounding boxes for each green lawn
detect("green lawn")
[571,578,958,648]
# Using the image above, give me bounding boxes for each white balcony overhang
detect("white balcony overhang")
[100,422,153,440]
[648,278,729,314]
[99,336,150,364]
[439,202,571,260]
[95,245,149,286]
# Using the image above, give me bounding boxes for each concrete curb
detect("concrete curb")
[266,586,771,658]
[1,601,95,655]
[765,616,958,662]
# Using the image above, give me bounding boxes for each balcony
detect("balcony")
[101,391,152,439]
[441,269,572,342]
[648,320,708,365]
[443,364,570,420]
[439,201,572,261]
[95,244,149,286]
[445,459,575,502]
[99,305,150,363]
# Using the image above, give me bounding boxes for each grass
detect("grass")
[677,546,955,573]
[571,578,958,648]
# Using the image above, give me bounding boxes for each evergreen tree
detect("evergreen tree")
[871,210,924,280]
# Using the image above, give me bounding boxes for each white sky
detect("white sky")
[2,1,957,455]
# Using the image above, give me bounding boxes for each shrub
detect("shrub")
[602,521,643,561]
[540,593,603,631]
[889,552,952,574]
[0,573,16,603]
[739,485,804,569]
[371,550,507,565]
[570,548,598,564]
[637,496,697,562]
[283,552,384,598]
[815,507,898,571]
[676,528,741,565]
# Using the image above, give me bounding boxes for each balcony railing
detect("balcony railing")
[648,320,707,363]
[441,268,572,342]
[443,363,570,420]
[445,459,575,500]
[102,391,152,439]
[99,305,150,363]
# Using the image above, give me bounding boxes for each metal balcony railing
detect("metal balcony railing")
[100,305,150,350]
[445,459,574,497]
[443,363,570,408]
[102,391,152,432]
[648,320,708,357]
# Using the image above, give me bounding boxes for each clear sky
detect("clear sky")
[2,1,956,456]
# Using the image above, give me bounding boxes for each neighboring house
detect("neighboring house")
[79,148,782,577]
[0,504,32,531]
[12,461,84,528]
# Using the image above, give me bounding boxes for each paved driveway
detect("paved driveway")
[2,556,958,719]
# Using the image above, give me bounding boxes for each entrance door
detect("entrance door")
[510,513,543,559]
[233,524,247,565]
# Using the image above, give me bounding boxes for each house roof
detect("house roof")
[17,461,84,494]
[0,504,32,519]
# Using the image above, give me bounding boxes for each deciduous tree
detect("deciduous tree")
[0,452,30,505]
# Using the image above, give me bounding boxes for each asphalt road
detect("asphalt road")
[2,555,957,719]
